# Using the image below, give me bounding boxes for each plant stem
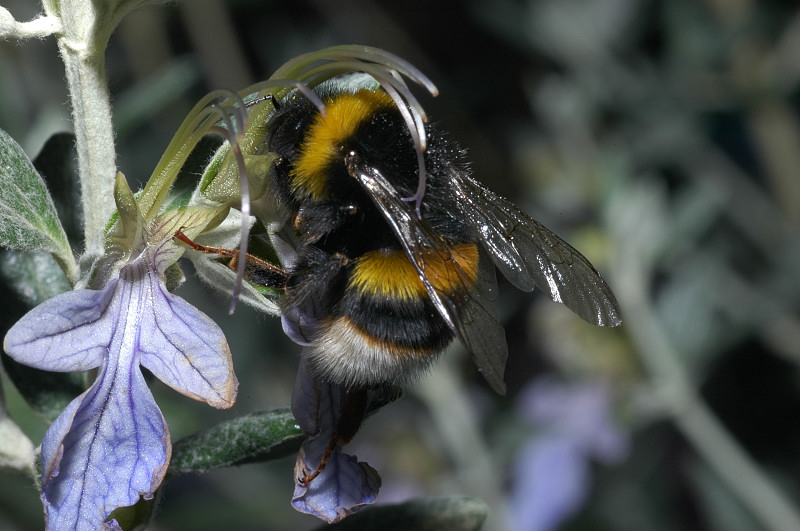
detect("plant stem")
[615,247,800,531]
[46,0,117,256]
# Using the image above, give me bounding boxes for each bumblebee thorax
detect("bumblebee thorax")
[289,90,397,202]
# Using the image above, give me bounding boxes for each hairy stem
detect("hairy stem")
[46,0,118,256]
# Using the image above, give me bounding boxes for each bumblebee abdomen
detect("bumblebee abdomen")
[303,244,480,388]
[306,316,443,389]
[348,244,479,298]
[339,284,452,353]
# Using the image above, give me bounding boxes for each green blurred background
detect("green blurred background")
[2,0,800,529]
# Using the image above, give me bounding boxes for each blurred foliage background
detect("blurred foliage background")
[2,0,800,529]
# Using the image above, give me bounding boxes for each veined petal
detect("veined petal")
[5,181,239,528]
[27,252,238,530]
[292,435,381,523]
[41,368,169,530]
[136,262,237,408]
[3,281,117,372]
[291,359,380,523]
[40,262,172,530]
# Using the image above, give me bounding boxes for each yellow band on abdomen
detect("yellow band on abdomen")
[348,243,480,301]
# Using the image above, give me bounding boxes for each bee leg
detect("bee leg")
[299,388,369,485]
[173,229,288,289]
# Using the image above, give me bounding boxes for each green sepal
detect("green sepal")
[108,172,144,257]
[163,261,185,293]
[200,145,276,205]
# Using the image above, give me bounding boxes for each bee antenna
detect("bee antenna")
[266,79,327,116]
[247,93,281,111]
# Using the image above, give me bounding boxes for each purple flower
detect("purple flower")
[509,378,628,531]
[4,200,237,529]
[290,358,381,523]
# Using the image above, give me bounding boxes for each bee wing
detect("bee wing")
[464,253,508,393]
[345,152,508,394]
[451,175,622,327]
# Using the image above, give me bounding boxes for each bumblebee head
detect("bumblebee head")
[263,57,437,207]
[265,78,425,206]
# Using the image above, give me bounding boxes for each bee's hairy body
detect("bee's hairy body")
[267,84,477,389]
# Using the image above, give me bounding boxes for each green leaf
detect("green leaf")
[168,408,304,474]
[0,128,77,283]
[319,497,489,531]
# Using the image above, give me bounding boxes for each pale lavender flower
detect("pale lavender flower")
[509,378,628,531]
[291,357,381,523]
[3,195,237,529]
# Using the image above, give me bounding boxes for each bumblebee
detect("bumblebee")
[174,71,622,484]
[254,75,622,396]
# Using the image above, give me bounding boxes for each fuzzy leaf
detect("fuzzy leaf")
[169,408,303,474]
[319,497,489,531]
[0,128,77,282]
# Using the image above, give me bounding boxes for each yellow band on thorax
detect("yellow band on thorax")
[291,90,395,201]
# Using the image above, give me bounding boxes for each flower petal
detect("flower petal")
[3,281,116,372]
[509,436,588,531]
[292,435,381,523]
[32,255,236,529]
[41,354,169,530]
[290,358,380,523]
[136,262,237,408]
